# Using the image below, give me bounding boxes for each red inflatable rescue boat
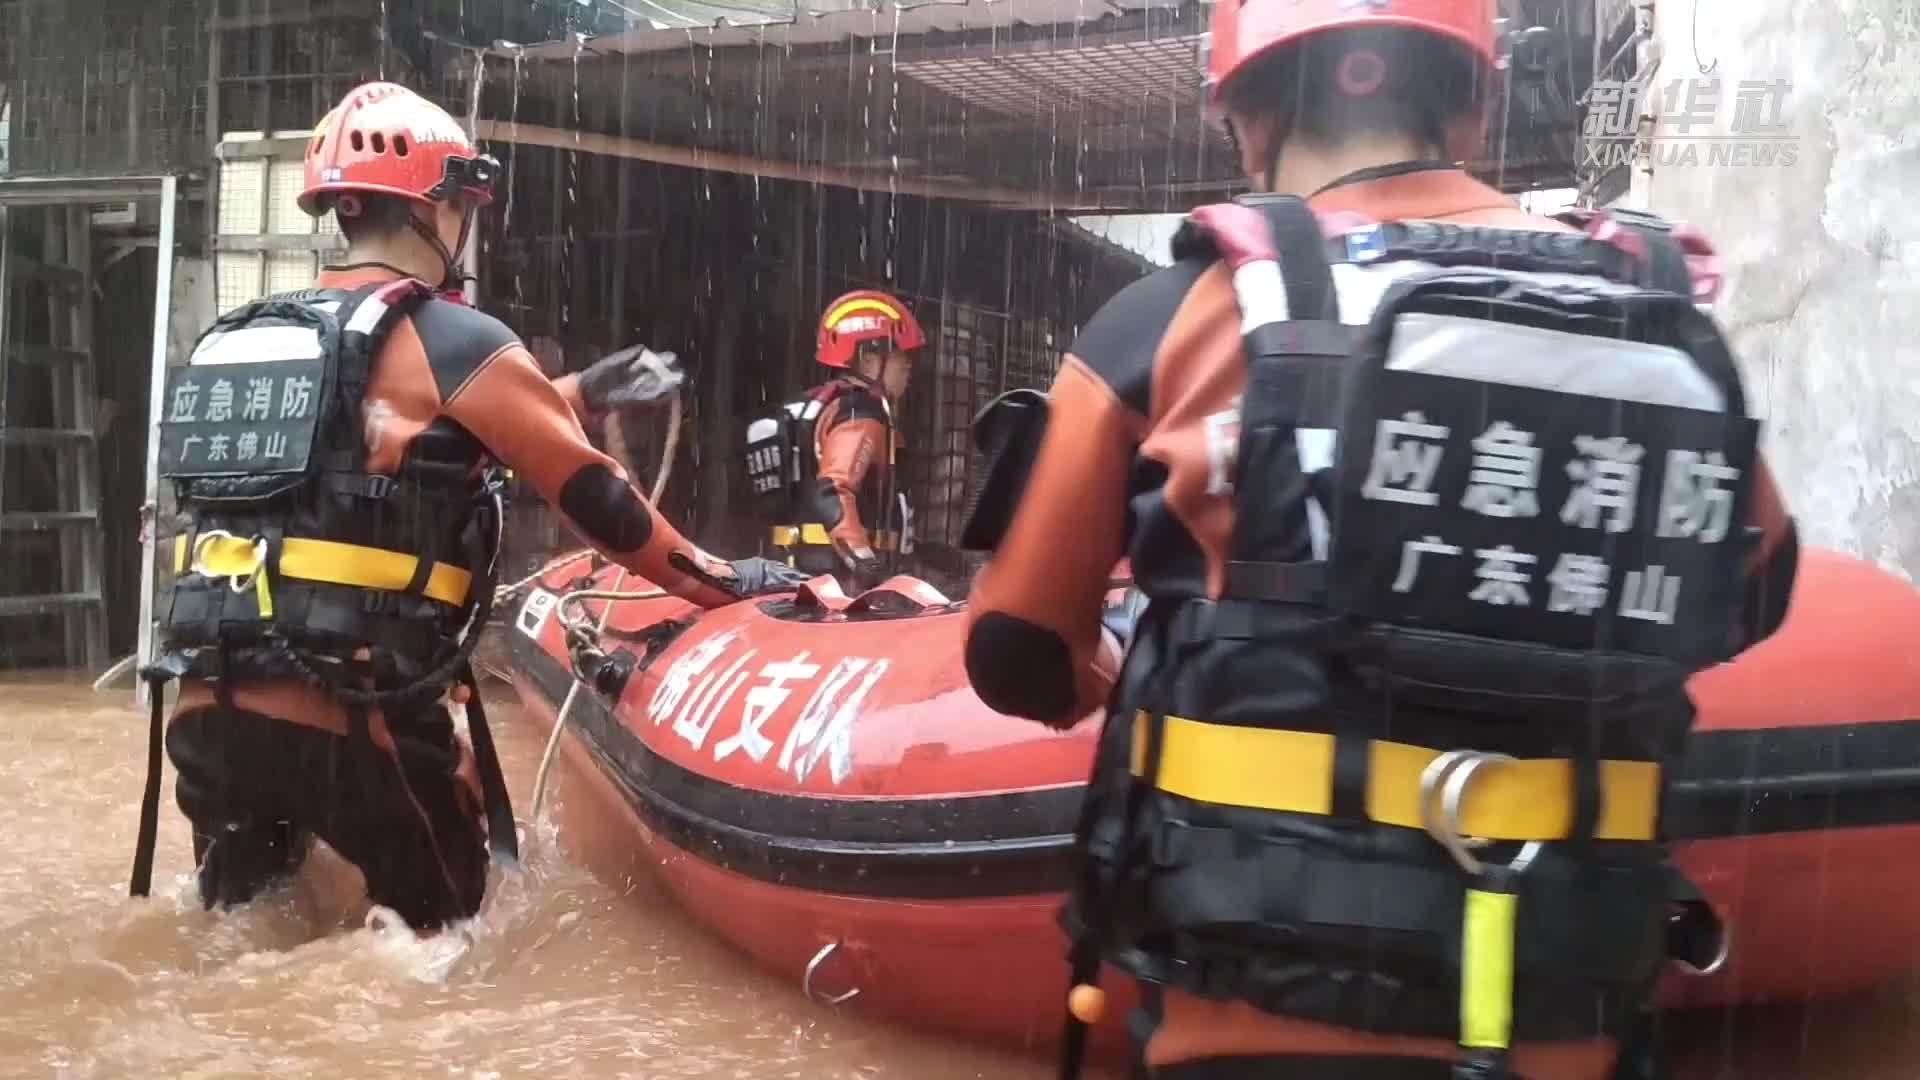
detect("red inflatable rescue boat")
[504,546,1920,1056]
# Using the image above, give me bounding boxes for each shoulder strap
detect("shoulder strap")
[329,279,435,472]
[1184,196,1352,603]
[1554,207,1697,297]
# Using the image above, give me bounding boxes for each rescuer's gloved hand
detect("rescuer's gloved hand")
[844,554,887,594]
[723,557,811,597]
[578,345,685,413]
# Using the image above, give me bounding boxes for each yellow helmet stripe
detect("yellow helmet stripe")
[825,297,904,329]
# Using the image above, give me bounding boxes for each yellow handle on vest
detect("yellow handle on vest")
[1460,882,1519,1051]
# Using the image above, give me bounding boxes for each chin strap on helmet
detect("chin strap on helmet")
[406,205,476,291]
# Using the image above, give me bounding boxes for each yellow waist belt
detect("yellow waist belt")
[769,524,898,551]
[1130,712,1661,842]
[173,532,473,618]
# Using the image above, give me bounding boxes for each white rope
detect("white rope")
[526,389,683,824]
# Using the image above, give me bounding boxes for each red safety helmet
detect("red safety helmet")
[298,82,502,217]
[1206,0,1500,105]
[816,289,926,369]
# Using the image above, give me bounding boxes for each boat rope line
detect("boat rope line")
[528,388,683,825]
[492,380,684,608]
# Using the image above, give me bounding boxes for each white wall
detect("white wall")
[1646,0,1920,577]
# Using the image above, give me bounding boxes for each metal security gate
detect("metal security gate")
[908,296,1064,580]
[0,176,178,677]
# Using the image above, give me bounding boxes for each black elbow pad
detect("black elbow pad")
[559,463,654,553]
[811,478,846,529]
[965,611,1077,723]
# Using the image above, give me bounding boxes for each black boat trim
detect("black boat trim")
[508,633,1920,898]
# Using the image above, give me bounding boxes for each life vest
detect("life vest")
[129,279,518,897]
[1063,197,1757,1077]
[744,376,913,559]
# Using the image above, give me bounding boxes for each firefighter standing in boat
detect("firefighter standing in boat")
[751,289,922,591]
[961,1,1802,1077]
[136,81,806,932]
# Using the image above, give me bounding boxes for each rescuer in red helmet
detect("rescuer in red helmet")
[960,2,1801,1078]
[136,81,806,934]
[749,289,924,591]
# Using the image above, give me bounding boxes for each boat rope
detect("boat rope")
[527,387,683,826]
[492,549,597,607]
[491,387,686,608]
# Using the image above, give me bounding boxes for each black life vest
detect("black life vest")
[1063,197,1757,1077]
[130,280,518,897]
[744,376,912,557]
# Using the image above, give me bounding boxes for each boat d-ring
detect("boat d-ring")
[802,941,861,1006]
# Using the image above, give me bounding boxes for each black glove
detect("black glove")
[578,345,685,413]
[844,554,886,594]
[724,557,811,597]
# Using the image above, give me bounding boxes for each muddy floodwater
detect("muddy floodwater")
[5,673,1920,1079]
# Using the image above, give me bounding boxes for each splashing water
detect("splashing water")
[0,680,1046,1078]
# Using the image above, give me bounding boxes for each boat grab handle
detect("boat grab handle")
[803,941,862,1006]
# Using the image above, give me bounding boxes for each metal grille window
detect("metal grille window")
[213,133,342,312]
[905,298,1062,571]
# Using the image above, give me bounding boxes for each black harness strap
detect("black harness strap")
[460,662,521,866]
[1221,196,1351,593]
[129,677,168,897]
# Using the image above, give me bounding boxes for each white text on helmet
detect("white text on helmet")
[835,315,890,336]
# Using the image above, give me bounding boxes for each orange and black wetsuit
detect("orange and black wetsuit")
[166,266,746,930]
[964,168,1798,1077]
[788,376,898,579]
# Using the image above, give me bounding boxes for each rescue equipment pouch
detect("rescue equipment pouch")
[1060,196,1757,1079]
[131,280,519,898]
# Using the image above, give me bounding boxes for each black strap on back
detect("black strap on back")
[1221,196,1351,604]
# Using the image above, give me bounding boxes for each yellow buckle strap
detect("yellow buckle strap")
[172,533,472,609]
[1129,713,1660,842]
[770,524,897,551]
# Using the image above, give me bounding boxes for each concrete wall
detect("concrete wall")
[167,257,215,366]
[1645,0,1920,577]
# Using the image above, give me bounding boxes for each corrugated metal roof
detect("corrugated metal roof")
[529,0,1179,54]
[503,0,1601,203]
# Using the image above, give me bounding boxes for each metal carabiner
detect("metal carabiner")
[228,537,269,595]
[1421,750,1538,878]
[186,528,266,594]
[1419,750,1484,875]
[185,528,236,579]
